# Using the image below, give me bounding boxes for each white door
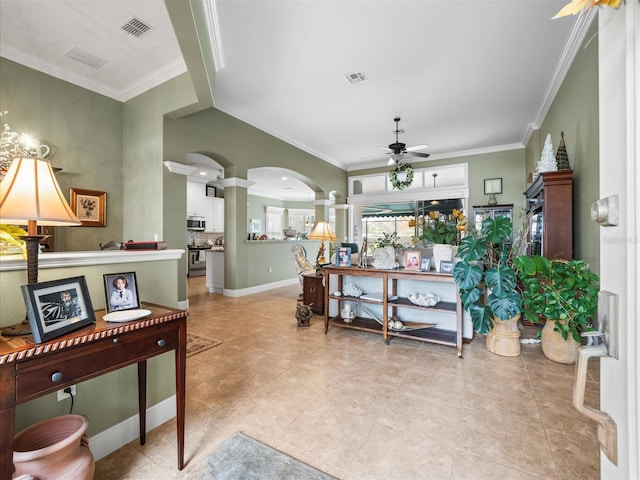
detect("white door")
[597,4,639,478]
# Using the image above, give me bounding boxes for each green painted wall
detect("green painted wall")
[0,58,124,251]
[526,21,599,271]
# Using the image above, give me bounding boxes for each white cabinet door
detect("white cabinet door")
[212,197,224,231]
[187,181,205,216]
[203,196,216,232]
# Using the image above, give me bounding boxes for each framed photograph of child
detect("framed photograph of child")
[103,272,140,313]
[337,247,352,267]
[440,260,455,274]
[404,251,422,271]
[21,276,96,343]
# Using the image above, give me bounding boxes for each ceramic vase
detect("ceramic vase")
[13,414,95,480]
[432,244,453,272]
[486,314,521,357]
[541,319,581,364]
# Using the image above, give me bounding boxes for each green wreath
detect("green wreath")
[390,163,414,190]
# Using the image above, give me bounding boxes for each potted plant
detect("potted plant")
[513,255,599,364]
[452,216,523,356]
[414,209,468,272]
[371,232,404,269]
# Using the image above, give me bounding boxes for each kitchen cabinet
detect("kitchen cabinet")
[524,170,573,260]
[204,197,224,232]
[323,266,463,357]
[187,181,205,217]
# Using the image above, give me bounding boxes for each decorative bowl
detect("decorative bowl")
[407,292,440,307]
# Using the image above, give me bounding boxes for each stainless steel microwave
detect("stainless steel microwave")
[187,216,205,231]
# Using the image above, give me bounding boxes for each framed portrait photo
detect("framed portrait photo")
[440,260,455,274]
[21,276,96,343]
[336,246,352,267]
[404,251,422,271]
[103,272,140,313]
[70,188,107,227]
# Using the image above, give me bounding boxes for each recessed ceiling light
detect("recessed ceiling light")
[281,176,288,181]
[200,171,207,175]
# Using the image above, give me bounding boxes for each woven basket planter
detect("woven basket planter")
[541,319,581,364]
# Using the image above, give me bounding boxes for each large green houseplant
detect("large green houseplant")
[453,216,522,335]
[513,255,599,363]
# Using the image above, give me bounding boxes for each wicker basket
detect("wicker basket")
[541,319,580,364]
[486,314,521,357]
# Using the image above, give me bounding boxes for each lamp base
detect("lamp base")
[1,318,31,336]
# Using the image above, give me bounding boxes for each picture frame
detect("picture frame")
[420,256,432,272]
[70,188,107,227]
[249,218,262,234]
[103,272,140,313]
[206,185,217,197]
[21,276,96,343]
[440,260,455,274]
[484,178,503,195]
[404,251,422,271]
[337,246,351,267]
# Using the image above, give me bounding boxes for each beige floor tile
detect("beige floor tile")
[95,277,601,480]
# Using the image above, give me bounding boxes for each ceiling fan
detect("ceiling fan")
[383,117,430,165]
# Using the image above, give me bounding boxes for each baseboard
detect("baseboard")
[88,395,177,461]
[177,299,189,310]
[223,277,299,297]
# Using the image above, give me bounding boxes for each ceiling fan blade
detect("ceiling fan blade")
[406,151,430,158]
[406,144,431,152]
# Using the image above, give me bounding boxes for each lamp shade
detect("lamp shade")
[0,156,80,226]
[308,221,336,242]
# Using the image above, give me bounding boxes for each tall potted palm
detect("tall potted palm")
[453,216,523,356]
[513,255,599,364]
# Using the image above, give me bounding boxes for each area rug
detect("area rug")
[202,433,336,479]
[186,333,222,357]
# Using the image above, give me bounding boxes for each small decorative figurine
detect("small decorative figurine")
[295,303,313,327]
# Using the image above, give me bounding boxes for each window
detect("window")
[363,216,414,254]
[287,209,314,237]
[265,206,284,239]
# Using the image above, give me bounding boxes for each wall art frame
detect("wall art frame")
[103,272,140,313]
[70,188,107,227]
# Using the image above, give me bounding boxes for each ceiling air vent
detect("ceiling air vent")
[344,71,367,85]
[64,46,107,69]
[121,16,154,38]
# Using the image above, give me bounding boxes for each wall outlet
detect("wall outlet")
[57,385,76,401]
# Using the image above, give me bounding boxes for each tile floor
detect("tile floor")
[94,277,601,479]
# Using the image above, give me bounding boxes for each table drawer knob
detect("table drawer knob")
[112,337,120,344]
[157,339,166,347]
[51,371,64,383]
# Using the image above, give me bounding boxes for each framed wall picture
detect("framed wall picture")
[404,251,422,271]
[249,218,262,234]
[206,185,217,197]
[21,276,96,343]
[70,188,107,227]
[337,246,351,267]
[483,178,503,195]
[103,272,140,313]
[440,260,455,274]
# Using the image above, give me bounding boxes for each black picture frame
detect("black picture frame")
[103,272,140,313]
[440,260,455,274]
[21,276,96,343]
[337,246,351,267]
[484,178,503,195]
[206,185,217,197]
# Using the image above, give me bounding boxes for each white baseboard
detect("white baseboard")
[223,277,299,297]
[177,299,189,310]
[88,395,177,461]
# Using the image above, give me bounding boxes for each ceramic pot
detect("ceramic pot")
[432,244,453,272]
[13,414,95,480]
[486,314,521,357]
[541,319,581,364]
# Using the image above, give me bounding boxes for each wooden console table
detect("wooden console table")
[0,302,187,478]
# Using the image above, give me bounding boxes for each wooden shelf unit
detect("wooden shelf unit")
[322,266,463,357]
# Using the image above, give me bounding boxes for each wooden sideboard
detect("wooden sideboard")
[0,302,187,478]
[323,266,463,357]
[303,272,325,314]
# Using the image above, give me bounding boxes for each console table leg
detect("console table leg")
[176,324,187,470]
[138,360,147,445]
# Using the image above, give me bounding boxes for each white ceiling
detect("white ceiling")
[0,1,586,200]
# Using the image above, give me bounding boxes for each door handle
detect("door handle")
[573,339,617,465]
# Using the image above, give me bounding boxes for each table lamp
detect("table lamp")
[0,148,81,336]
[307,221,336,267]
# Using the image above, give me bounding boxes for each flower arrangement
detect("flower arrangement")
[411,209,468,245]
[553,0,622,18]
[0,225,27,258]
[374,232,404,250]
